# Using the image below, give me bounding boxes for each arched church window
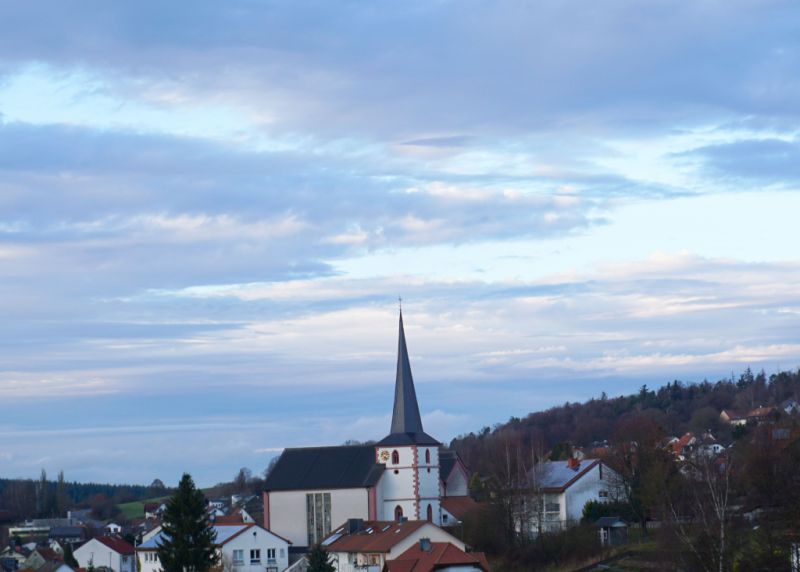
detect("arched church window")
[395,505,403,521]
[392,450,399,464]
[425,449,431,464]
[426,504,433,522]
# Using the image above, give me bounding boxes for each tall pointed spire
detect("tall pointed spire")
[378,309,440,446]
[390,310,424,434]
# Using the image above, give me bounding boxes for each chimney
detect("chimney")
[419,538,431,552]
[567,457,580,470]
[347,518,364,534]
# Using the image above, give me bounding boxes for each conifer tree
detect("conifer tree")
[306,544,335,572]
[63,544,79,568]
[157,473,219,572]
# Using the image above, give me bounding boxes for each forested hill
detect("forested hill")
[450,368,800,476]
[0,474,167,520]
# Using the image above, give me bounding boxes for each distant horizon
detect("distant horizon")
[1,363,782,488]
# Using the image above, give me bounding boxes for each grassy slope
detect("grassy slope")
[117,496,170,519]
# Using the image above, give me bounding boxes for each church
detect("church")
[262,311,472,548]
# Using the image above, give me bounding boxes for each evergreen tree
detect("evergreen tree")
[306,545,335,572]
[63,543,79,569]
[56,470,68,517]
[157,473,219,572]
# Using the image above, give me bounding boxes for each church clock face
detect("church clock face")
[379,450,390,462]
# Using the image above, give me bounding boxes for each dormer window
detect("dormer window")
[392,450,400,464]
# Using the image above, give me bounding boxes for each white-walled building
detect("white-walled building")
[320,519,465,572]
[528,458,620,534]
[74,537,135,572]
[137,524,290,572]
[263,312,474,549]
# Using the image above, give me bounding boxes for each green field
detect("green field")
[117,496,170,519]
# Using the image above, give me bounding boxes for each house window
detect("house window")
[545,502,560,513]
[266,549,276,560]
[232,550,244,564]
[250,549,261,564]
[306,492,332,546]
[392,450,400,464]
[425,449,431,464]
[599,490,608,498]
[395,505,403,521]
[426,504,433,522]
[442,513,449,524]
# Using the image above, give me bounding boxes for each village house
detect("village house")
[527,458,620,534]
[320,519,466,572]
[137,523,290,572]
[720,405,779,427]
[73,537,135,572]
[21,548,62,571]
[383,539,490,572]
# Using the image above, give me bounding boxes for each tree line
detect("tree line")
[0,471,168,520]
[452,368,800,571]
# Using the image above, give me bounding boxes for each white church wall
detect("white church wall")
[417,466,440,498]
[376,447,417,505]
[268,489,369,546]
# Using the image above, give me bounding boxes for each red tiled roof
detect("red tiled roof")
[34,548,63,562]
[385,542,490,572]
[213,515,245,525]
[96,536,135,555]
[672,432,694,455]
[747,406,776,418]
[322,521,429,553]
[440,496,482,520]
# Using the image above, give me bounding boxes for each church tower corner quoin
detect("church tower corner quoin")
[374,311,442,525]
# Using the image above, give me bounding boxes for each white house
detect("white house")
[528,458,620,534]
[106,523,122,535]
[74,537,136,572]
[263,313,475,548]
[320,519,465,572]
[137,523,290,572]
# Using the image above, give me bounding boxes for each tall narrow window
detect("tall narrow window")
[306,492,332,545]
[392,450,399,464]
[425,449,431,464]
[395,505,403,521]
[426,504,433,522]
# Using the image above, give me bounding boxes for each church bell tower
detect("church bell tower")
[375,310,442,524]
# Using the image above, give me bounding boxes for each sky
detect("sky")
[1,0,800,487]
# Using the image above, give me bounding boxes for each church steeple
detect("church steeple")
[377,310,439,446]
[391,310,424,434]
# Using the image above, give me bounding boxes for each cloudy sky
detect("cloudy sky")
[1,0,800,486]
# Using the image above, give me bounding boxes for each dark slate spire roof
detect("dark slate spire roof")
[377,311,439,446]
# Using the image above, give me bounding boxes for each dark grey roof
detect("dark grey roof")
[529,459,601,491]
[377,312,440,447]
[48,526,84,538]
[439,449,458,478]
[264,445,385,491]
[594,517,628,528]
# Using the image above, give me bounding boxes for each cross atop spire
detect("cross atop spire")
[377,309,440,446]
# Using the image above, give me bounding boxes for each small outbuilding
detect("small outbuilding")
[594,517,628,547]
